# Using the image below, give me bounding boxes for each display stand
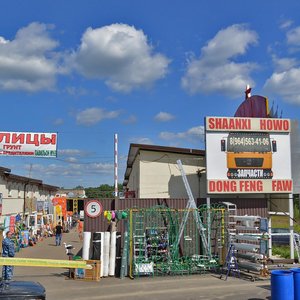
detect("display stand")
[146,228,169,263]
[232,216,269,281]
[71,260,101,281]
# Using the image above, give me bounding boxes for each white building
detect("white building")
[0,166,58,223]
[123,144,206,199]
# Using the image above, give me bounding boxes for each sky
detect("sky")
[1,0,300,189]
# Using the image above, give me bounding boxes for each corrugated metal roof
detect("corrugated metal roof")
[0,166,58,189]
[0,166,11,174]
[124,143,205,183]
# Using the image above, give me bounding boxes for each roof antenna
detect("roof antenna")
[245,84,251,100]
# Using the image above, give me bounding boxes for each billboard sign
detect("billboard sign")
[205,117,292,194]
[0,132,57,157]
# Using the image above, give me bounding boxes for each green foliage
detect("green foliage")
[74,185,84,189]
[271,215,289,229]
[271,198,300,230]
[294,202,300,222]
[272,246,295,259]
[85,184,123,198]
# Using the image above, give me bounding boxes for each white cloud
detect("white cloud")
[71,23,170,92]
[65,86,88,96]
[58,149,91,157]
[271,55,299,72]
[154,111,175,122]
[280,19,293,30]
[181,24,258,98]
[28,161,113,178]
[76,107,120,126]
[123,115,137,124]
[264,68,300,104]
[159,126,205,143]
[0,37,8,44]
[53,118,64,126]
[0,22,61,91]
[129,137,153,144]
[287,27,300,46]
[264,26,300,105]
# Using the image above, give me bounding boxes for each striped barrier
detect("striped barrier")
[0,257,92,269]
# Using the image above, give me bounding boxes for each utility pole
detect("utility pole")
[114,133,118,198]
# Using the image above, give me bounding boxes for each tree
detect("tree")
[85,184,123,198]
[74,185,84,189]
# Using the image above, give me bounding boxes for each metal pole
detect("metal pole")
[207,197,211,254]
[268,217,272,258]
[114,133,118,198]
[23,182,29,220]
[289,193,294,259]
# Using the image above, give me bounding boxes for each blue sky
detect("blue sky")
[1,0,300,188]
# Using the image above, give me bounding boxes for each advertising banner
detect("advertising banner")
[9,216,15,233]
[205,116,292,194]
[20,230,29,248]
[36,201,44,212]
[0,131,57,157]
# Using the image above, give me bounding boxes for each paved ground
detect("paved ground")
[11,229,272,300]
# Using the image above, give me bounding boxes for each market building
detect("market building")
[0,166,58,225]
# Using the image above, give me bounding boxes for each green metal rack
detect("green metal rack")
[126,204,227,278]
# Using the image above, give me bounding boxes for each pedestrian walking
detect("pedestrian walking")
[76,220,83,241]
[55,222,63,246]
[2,231,15,281]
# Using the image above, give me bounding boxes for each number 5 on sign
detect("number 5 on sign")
[85,200,103,218]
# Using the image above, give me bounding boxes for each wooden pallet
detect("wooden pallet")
[84,260,101,281]
[70,260,101,282]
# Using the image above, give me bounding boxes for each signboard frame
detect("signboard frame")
[0,131,57,157]
[205,116,293,194]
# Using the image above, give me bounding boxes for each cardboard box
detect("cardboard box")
[84,260,100,281]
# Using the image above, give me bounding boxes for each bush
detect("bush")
[272,245,296,259]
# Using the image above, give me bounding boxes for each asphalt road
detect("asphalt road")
[12,229,271,300]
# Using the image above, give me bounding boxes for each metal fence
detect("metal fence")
[127,204,228,277]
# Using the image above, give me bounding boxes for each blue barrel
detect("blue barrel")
[271,270,294,300]
[291,268,300,300]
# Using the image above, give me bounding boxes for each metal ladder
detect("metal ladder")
[174,160,209,257]
[132,211,148,276]
[222,202,237,244]
[220,244,240,280]
[294,233,300,260]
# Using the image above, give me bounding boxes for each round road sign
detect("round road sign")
[85,200,103,218]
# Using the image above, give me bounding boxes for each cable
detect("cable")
[267,198,299,225]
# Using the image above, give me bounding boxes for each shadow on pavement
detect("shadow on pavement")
[248,297,271,300]
[259,285,271,290]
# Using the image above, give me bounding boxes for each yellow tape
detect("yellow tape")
[0,257,92,269]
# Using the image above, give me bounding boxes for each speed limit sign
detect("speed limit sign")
[85,200,103,218]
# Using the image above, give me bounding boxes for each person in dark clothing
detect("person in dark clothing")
[2,231,15,280]
[55,222,63,246]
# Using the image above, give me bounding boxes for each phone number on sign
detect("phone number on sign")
[229,137,269,146]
